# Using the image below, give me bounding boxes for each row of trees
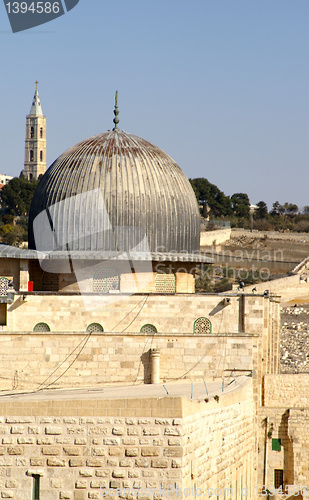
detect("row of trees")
[189,177,309,232]
[189,177,251,218]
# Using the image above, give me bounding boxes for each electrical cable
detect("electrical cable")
[37,332,92,390]
[110,295,148,332]
[122,295,149,332]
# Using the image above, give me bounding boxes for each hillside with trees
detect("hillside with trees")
[189,177,309,233]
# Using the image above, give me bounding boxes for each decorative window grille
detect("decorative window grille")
[42,272,59,292]
[33,322,51,332]
[155,268,176,293]
[87,323,104,333]
[0,278,9,297]
[93,268,120,292]
[274,469,283,489]
[194,317,212,334]
[140,324,157,333]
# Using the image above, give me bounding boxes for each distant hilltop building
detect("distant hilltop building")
[0,174,13,189]
[22,81,46,180]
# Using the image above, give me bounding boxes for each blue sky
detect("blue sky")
[1,0,309,210]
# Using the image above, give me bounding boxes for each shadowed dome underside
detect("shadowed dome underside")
[28,130,200,254]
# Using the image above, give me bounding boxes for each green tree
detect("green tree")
[285,203,298,216]
[255,201,268,219]
[270,201,281,217]
[231,193,250,218]
[0,177,39,216]
[189,178,233,217]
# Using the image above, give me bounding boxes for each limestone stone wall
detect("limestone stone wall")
[7,293,267,334]
[257,408,297,491]
[0,294,279,396]
[0,332,257,391]
[258,375,309,490]
[0,402,183,500]
[288,409,309,486]
[0,381,257,500]
[264,375,309,407]
[182,381,256,497]
[200,229,231,247]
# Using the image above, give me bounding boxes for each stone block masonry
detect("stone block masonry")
[0,292,280,393]
[0,381,256,499]
[0,332,257,391]
[264,374,309,407]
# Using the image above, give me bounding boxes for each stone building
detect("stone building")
[0,93,304,499]
[22,82,47,180]
[0,174,13,189]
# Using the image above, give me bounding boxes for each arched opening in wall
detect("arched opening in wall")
[0,277,10,297]
[30,126,34,139]
[155,267,176,293]
[33,322,51,332]
[40,127,43,138]
[87,323,104,333]
[194,317,212,334]
[40,150,43,162]
[140,324,157,333]
[30,150,34,162]
[93,268,120,292]
[29,173,33,181]
[42,272,59,292]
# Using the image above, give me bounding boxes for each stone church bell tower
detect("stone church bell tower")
[23,82,46,180]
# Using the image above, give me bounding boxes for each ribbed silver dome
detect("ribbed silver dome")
[28,130,200,253]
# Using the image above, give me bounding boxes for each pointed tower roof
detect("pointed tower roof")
[28,81,43,117]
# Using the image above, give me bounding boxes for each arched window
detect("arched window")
[93,268,120,292]
[33,322,50,332]
[155,267,176,293]
[0,277,10,297]
[87,323,104,333]
[29,173,33,181]
[194,317,212,334]
[40,150,43,162]
[30,126,34,138]
[40,127,43,138]
[30,150,34,162]
[140,324,157,333]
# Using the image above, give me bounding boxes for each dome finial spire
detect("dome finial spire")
[113,90,119,131]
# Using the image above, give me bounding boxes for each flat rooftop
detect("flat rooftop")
[0,376,250,402]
